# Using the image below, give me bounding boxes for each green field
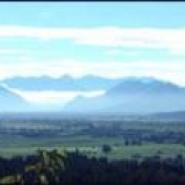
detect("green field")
[1,115,185,160]
[1,135,185,160]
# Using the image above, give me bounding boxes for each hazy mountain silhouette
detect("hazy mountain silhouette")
[2,76,185,113]
[64,77,185,114]
[2,75,122,91]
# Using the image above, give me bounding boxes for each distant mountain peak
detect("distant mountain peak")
[65,76,185,114]
[106,76,181,96]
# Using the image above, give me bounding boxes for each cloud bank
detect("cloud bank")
[0,26,185,54]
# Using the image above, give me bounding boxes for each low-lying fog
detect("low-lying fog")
[6,88,105,106]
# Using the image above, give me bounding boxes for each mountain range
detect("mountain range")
[64,77,185,114]
[2,75,122,91]
[1,75,185,114]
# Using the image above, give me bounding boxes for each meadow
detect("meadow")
[0,113,185,160]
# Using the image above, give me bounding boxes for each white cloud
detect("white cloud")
[20,90,105,104]
[6,87,105,105]
[1,82,105,105]
[0,26,185,55]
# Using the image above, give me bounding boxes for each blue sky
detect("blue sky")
[0,2,185,85]
[0,2,184,27]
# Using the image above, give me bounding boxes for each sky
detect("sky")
[0,2,185,87]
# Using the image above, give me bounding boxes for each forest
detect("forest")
[1,149,185,185]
